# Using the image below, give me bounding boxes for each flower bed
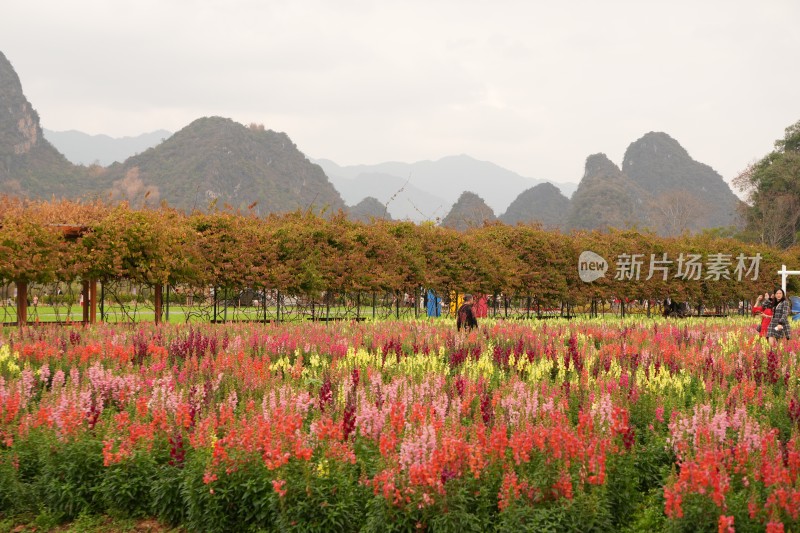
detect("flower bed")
[1,318,799,532]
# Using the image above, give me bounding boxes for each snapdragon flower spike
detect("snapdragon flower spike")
[1,318,799,527]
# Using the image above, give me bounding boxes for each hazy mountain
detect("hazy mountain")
[317,160,448,221]
[0,51,87,198]
[43,129,172,166]
[316,155,577,216]
[348,196,391,222]
[563,134,744,233]
[99,117,345,214]
[0,50,744,233]
[566,153,651,231]
[622,132,741,229]
[500,182,570,228]
[441,191,496,231]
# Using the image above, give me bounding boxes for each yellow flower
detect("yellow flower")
[0,344,21,378]
[316,459,330,478]
[462,351,495,381]
[269,356,292,373]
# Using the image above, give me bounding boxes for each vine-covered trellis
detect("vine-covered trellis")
[0,197,794,326]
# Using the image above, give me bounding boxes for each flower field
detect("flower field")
[1,318,799,532]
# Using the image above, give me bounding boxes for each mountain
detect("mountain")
[0,51,744,231]
[441,191,496,231]
[43,129,172,166]
[0,51,86,197]
[622,132,741,230]
[316,155,577,217]
[99,117,345,214]
[348,196,391,222]
[316,161,448,221]
[566,153,650,231]
[500,182,570,228]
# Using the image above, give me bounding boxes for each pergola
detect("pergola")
[7,224,164,327]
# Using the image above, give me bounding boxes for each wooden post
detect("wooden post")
[213,287,218,323]
[16,280,28,326]
[154,284,163,325]
[89,279,97,324]
[81,280,90,324]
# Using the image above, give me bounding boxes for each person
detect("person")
[449,291,463,317]
[767,288,791,346]
[473,293,489,318]
[752,292,774,338]
[457,294,478,332]
[426,289,441,317]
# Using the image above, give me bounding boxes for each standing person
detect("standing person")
[457,294,478,332]
[426,289,441,317]
[752,292,774,338]
[767,289,791,346]
[474,293,489,318]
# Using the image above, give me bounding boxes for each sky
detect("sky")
[2,0,799,188]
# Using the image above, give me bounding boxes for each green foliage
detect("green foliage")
[35,436,105,521]
[274,460,369,533]
[182,451,279,533]
[150,464,187,527]
[734,119,800,248]
[0,451,21,514]
[99,451,157,518]
[622,488,667,533]
[496,490,614,533]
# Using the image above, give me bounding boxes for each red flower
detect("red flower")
[718,514,734,533]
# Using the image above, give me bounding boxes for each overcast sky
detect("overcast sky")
[2,0,799,187]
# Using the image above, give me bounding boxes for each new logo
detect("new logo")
[578,251,608,283]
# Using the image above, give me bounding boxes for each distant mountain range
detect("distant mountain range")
[40,129,580,223]
[315,156,578,222]
[43,129,172,166]
[2,48,743,233]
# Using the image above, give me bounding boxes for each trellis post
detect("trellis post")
[154,284,163,325]
[89,279,97,323]
[16,281,27,326]
[81,280,90,324]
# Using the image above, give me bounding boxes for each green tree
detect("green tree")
[734,119,800,248]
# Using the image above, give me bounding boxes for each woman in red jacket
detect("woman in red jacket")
[752,292,774,338]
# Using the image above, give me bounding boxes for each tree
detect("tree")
[649,190,706,237]
[733,119,800,248]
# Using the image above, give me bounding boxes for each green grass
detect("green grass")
[0,512,183,532]
[1,303,420,325]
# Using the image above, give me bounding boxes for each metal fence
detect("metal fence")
[1,280,753,327]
